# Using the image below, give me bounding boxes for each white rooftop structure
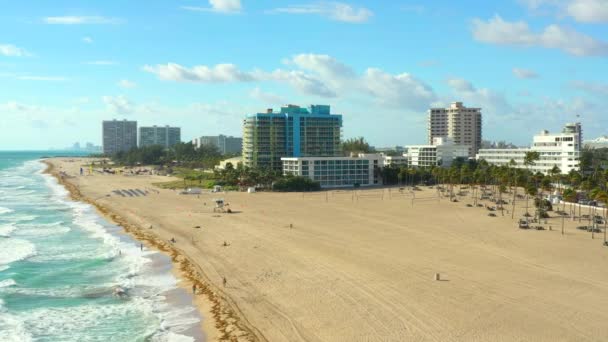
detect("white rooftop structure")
[476,123,581,174]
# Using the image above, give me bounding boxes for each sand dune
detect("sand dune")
[48,158,608,341]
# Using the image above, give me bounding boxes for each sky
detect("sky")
[0,0,607,150]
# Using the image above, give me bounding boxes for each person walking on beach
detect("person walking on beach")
[223,277,227,287]
[80,167,83,176]
[140,243,143,251]
[192,284,197,294]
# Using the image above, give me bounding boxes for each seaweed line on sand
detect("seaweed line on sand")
[43,161,266,342]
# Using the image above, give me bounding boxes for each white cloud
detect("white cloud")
[84,60,117,66]
[143,60,337,97]
[210,0,242,12]
[0,101,39,112]
[446,78,513,122]
[43,16,120,25]
[513,68,540,79]
[447,78,475,92]
[82,37,93,44]
[362,69,435,109]
[143,63,256,82]
[0,44,31,57]
[566,0,608,23]
[471,15,608,56]
[118,79,137,88]
[181,0,242,14]
[269,69,337,97]
[270,2,373,23]
[103,95,133,115]
[249,87,285,104]
[571,80,608,95]
[143,54,438,109]
[17,76,67,81]
[521,0,608,23]
[291,53,355,80]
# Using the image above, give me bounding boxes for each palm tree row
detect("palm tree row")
[385,152,608,241]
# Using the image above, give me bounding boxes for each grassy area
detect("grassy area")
[152,179,211,190]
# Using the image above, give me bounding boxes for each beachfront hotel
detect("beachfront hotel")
[428,102,482,157]
[476,122,582,174]
[102,119,137,155]
[192,135,243,155]
[282,153,382,188]
[243,105,343,170]
[406,137,470,168]
[139,125,181,148]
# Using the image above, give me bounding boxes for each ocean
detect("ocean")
[0,152,202,341]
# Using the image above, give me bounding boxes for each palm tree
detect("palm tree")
[562,188,577,235]
[525,184,537,218]
[523,151,540,170]
[549,165,561,193]
[594,190,608,244]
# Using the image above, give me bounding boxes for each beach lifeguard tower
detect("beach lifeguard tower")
[213,198,226,213]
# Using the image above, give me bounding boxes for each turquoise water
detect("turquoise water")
[0,152,201,341]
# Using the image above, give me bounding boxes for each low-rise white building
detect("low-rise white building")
[382,155,408,168]
[476,123,581,174]
[406,137,470,168]
[281,154,382,188]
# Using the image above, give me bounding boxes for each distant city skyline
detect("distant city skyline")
[0,0,607,150]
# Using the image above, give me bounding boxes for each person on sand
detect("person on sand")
[170,237,176,243]
[192,284,197,294]
[223,277,227,287]
[140,243,143,251]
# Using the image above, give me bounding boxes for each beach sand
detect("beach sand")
[47,158,608,341]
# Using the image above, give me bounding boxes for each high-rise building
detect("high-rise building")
[102,120,137,155]
[191,135,242,154]
[243,104,343,170]
[476,123,581,174]
[139,125,181,148]
[428,102,482,157]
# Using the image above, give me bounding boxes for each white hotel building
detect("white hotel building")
[406,137,470,168]
[281,154,385,188]
[476,123,581,174]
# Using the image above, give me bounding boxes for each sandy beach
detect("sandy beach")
[46,158,608,342]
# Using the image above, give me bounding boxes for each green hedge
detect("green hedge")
[272,176,321,192]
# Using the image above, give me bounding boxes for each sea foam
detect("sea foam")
[0,207,14,215]
[0,238,36,265]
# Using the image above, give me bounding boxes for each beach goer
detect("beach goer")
[223,277,227,287]
[170,237,176,243]
[80,167,83,176]
[140,243,143,251]
[192,284,197,294]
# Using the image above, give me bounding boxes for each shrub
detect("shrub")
[272,176,321,192]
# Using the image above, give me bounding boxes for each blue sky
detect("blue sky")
[1,0,607,149]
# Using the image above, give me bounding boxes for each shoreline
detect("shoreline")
[43,159,261,342]
[41,157,608,341]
